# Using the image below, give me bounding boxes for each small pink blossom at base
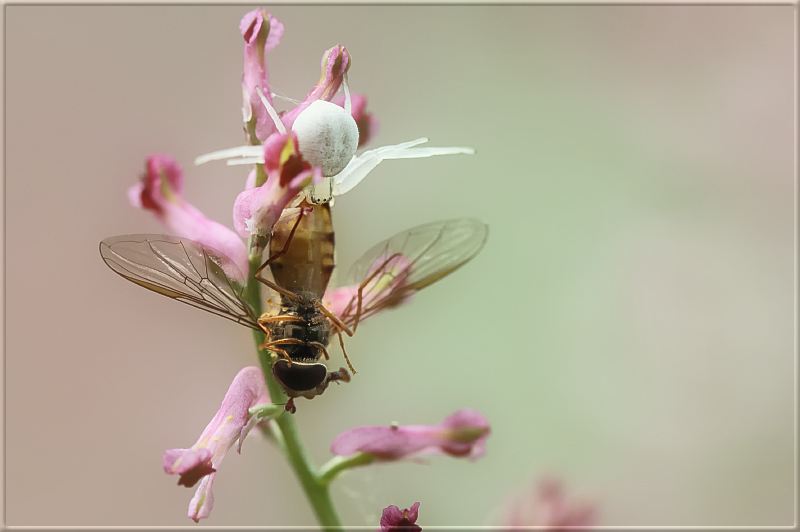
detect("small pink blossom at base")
[128,155,248,279]
[333,92,379,148]
[500,477,597,530]
[380,502,422,532]
[163,366,271,522]
[331,409,490,461]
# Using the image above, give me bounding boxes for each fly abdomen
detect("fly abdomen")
[269,201,335,299]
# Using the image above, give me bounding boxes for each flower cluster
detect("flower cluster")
[127,8,489,523]
[130,8,474,257]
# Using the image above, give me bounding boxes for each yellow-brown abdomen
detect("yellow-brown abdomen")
[268,200,335,299]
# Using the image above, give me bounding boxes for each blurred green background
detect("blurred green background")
[4,5,794,527]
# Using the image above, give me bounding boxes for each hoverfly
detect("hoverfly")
[100,204,488,412]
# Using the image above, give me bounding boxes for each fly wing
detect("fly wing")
[335,219,488,328]
[99,234,261,330]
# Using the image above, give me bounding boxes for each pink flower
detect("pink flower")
[240,8,284,143]
[162,366,278,522]
[128,155,248,279]
[500,477,597,529]
[280,45,352,131]
[331,409,490,461]
[232,132,322,237]
[333,92,379,148]
[380,502,422,532]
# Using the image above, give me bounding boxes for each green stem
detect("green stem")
[318,453,376,486]
[244,246,342,530]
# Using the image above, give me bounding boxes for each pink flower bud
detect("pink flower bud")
[281,45,352,130]
[241,8,284,143]
[331,409,490,461]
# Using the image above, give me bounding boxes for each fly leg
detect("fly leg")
[261,338,304,363]
[314,303,357,374]
[284,398,297,414]
[308,341,330,360]
[258,314,303,331]
[313,252,404,375]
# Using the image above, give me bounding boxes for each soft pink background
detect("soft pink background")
[4,5,795,527]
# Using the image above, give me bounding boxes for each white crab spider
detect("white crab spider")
[195,77,474,205]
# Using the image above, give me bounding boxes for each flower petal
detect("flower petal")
[188,473,215,523]
[281,45,351,130]
[434,408,490,459]
[129,155,248,279]
[232,133,321,238]
[380,502,422,532]
[162,447,215,488]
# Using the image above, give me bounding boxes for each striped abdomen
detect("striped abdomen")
[268,201,335,300]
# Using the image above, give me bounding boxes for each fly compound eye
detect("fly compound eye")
[272,359,328,393]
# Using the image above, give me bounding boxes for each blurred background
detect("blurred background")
[4,5,794,527]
